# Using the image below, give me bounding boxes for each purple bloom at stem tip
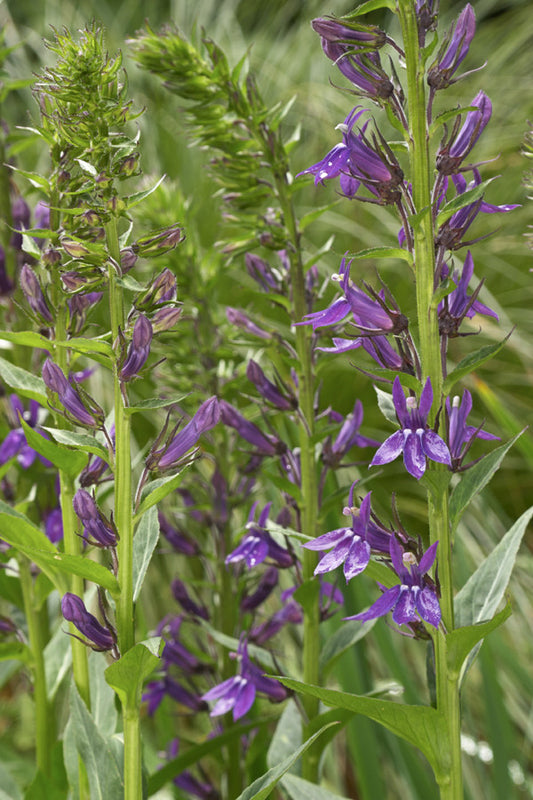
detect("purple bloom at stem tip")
[436,91,492,175]
[428,4,476,90]
[446,389,499,467]
[370,377,451,479]
[344,538,441,628]
[201,637,287,721]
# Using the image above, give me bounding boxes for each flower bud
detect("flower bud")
[19,264,54,323]
[119,314,153,382]
[73,489,118,548]
[61,593,116,652]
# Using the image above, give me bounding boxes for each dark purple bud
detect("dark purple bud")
[245,253,280,292]
[250,600,303,645]
[134,224,185,257]
[171,579,209,620]
[61,592,116,651]
[151,306,183,333]
[226,307,272,340]
[120,247,138,273]
[312,17,386,48]
[19,264,54,323]
[0,615,17,635]
[246,360,295,411]
[44,508,64,544]
[219,400,284,456]
[437,92,492,174]
[119,314,153,381]
[158,512,199,555]
[147,397,220,472]
[241,566,279,612]
[135,269,177,310]
[42,358,105,430]
[428,4,476,90]
[73,489,118,548]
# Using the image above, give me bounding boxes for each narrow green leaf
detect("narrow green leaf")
[68,682,124,800]
[235,723,339,800]
[54,337,113,358]
[42,428,110,463]
[124,394,187,415]
[454,506,533,628]
[148,718,275,793]
[132,506,160,602]
[345,0,396,16]
[0,641,32,664]
[105,637,162,709]
[283,775,352,800]
[319,617,377,674]
[135,467,191,519]
[429,104,477,138]
[267,699,301,770]
[126,174,166,209]
[278,679,447,781]
[0,330,50,349]
[443,334,511,394]
[19,418,87,477]
[0,356,47,403]
[44,619,73,700]
[35,551,120,597]
[299,202,339,231]
[448,431,524,530]
[436,178,495,228]
[446,602,511,682]
[374,385,398,426]
[348,246,413,266]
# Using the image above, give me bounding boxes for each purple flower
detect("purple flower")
[250,598,303,645]
[303,483,390,581]
[73,489,118,548]
[119,314,153,381]
[370,377,451,479]
[201,637,287,721]
[19,264,54,323]
[428,4,476,90]
[171,579,209,620]
[44,508,63,544]
[323,399,380,467]
[0,396,52,469]
[61,592,117,652]
[146,397,220,472]
[143,676,207,716]
[436,91,492,175]
[438,251,498,336]
[226,307,272,340]
[226,502,293,569]
[42,359,104,430]
[344,538,441,628]
[446,390,499,469]
[240,566,279,612]
[219,400,285,456]
[246,360,295,411]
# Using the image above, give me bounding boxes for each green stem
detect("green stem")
[398,2,462,798]
[271,165,320,781]
[19,557,54,776]
[123,703,142,800]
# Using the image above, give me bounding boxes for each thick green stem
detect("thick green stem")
[19,557,54,776]
[398,2,462,798]
[123,703,142,800]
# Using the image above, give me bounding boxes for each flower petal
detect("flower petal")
[403,431,426,479]
[370,430,405,466]
[303,528,351,551]
[343,585,401,623]
[343,537,371,580]
[422,430,451,466]
[314,538,352,576]
[416,586,442,628]
[392,586,417,625]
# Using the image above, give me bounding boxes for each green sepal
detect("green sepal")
[235,722,340,800]
[277,678,448,783]
[0,356,47,404]
[19,418,88,477]
[105,637,162,710]
[443,333,512,395]
[448,431,524,531]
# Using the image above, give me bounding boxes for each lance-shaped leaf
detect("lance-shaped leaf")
[446,602,511,684]
[132,506,160,602]
[443,334,511,395]
[449,431,524,531]
[105,637,162,709]
[278,679,447,783]
[0,356,47,404]
[455,506,533,629]
[283,775,352,800]
[42,428,110,463]
[20,417,87,476]
[235,722,340,800]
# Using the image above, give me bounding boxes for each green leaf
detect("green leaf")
[319,617,377,674]
[0,356,47,403]
[235,723,340,800]
[27,550,120,597]
[368,368,420,392]
[0,642,32,664]
[67,682,124,800]
[132,506,160,602]
[44,620,73,700]
[23,741,68,800]
[54,337,113,358]
[436,178,495,228]
[105,637,162,709]
[278,679,447,782]
[429,104,477,138]
[124,395,187,415]
[89,652,118,737]
[345,0,396,16]
[299,203,339,232]
[448,431,524,531]
[283,775,352,800]
[446,602,512,682]
[454,506,533,628]
[135,467,191,519]
[267,699,301,770]
[0,330,51,349]
[19,418,88,477]
[148,718,276,794]
[348,246,413,266]
[443,333,511,394]
[126,174,166,209]
[42,428,110,463]
[374,385,398,426]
